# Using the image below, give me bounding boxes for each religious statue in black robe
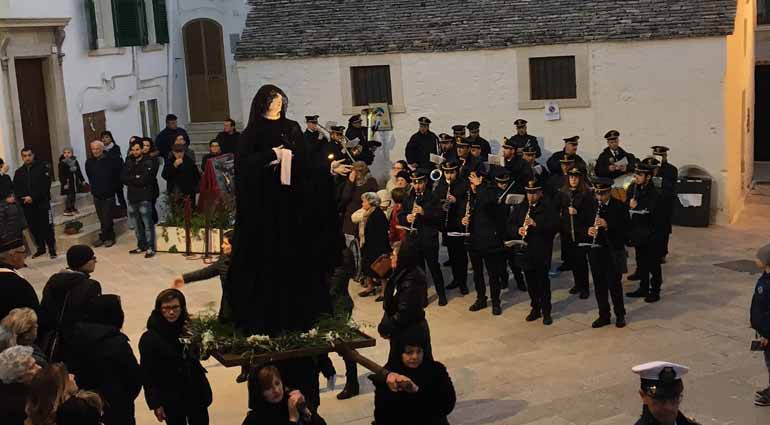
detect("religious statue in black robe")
[226,85,338,336]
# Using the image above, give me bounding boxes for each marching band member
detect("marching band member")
[546,136,587,175]
[650,146,677,263]
[511,180,559,325]
[434,161,469,295]
[557,167,593,299]
[437,133,458,163]
[509,119,542,158]
[405,117,439,170]
[625,164,664,303]
[595,130,636,179]
[466,121,491,161]
[520,145,550,194]
[587,178,629,328]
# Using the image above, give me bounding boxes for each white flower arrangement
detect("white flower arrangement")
[247,334,271,345]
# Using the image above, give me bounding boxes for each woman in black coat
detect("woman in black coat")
[243,365,326,425]
[162,145,201,207]
[67,295,141,425]
[378,235,431,365]
[556,168,594,299]
[373,325,456,425]
[356,192,390,297]
[139,289,212,425]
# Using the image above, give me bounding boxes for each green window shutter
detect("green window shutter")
[112,0,148,47]
[153,0,169,44]
[84,0,98,50]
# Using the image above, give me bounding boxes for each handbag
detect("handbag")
[370,254,392,278]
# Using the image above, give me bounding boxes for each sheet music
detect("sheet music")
[505,194,525,205]
[615,156,628,167]
[430,154,446,165]
[487,154,504,167]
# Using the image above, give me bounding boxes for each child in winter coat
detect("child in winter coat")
[58,147,85,216]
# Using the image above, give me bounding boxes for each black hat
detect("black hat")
[563,136,580,145]
[0,238,24,253]
[411,169,428,182]
[521,145,538,155]
[524,180,543,192]
[652,146,670,155]
[455,137,469,147]
[592,177,613,192]
[634,163,654,174]
[469,161,489,177]
[493,168,511,183]
[467,121,480,131]
[305,115,319,123]
[567,167,583,176]
[604,130,620,140]
[348,114,362,124]
[329,126,345,134]
[514,119,528,128]
[451,124,466,135]
[502,138,519,150]
[418,117,431,126]
[633,361,688,400]
[559,154,576,164]
[395,170,412,183]
[440,160,459,171]
[642,156,661,167]
[67,245,95,270]
[438,133,454,143]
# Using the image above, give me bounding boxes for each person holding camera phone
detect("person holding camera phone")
[373,325,456,425]
[751,243,770,407]
[244,365,326,425]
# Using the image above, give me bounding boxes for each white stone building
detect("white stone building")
[234,0,760,224]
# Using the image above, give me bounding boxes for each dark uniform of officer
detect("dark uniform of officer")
[437,133,458,163]
[501,138,527,192]
[651,146,677,261]
[547,155,576,200]
[434,160,469,295]
[509,119,542,158]
[398,169,448,306]
[625,164,664,303]
[557,167,593,298]
[586,178,629,328]
[632,361,700,425]
[346,114,379,165]
[546,136,587,175]
[595,130,637,179]
[511,180,559,325]
[466,121,491,161]
[405,117,439,170]
[456,137,480,181]
[465,164,507,316]
[303,115,328,155]
[497,144,528,292]
[520,145,550,191]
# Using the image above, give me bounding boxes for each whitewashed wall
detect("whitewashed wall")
[237,37,730,219]
[170,0,249,125]
[0,0,169,167]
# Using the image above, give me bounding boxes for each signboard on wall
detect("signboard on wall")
[544,102,560,121]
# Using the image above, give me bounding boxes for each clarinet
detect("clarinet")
[410,193,423,232]
[591,199,603,247]
[569,190,576,243]
[443,181,452,230]
[522,204,533,241]
[463,188,473,247]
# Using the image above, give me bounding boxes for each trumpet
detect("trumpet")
[317,123,356,163]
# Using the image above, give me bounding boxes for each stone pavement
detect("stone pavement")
[18,186,770,425]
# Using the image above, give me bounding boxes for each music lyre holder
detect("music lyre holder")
[504,240,527,248]
[629,209,650,216]
[578,242,601,249]
[447,232,470,238]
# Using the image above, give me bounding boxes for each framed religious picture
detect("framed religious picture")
[365,103,392,131]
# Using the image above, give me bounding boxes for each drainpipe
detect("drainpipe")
[165,0,175,118]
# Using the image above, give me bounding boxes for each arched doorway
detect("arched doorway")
[183,19,230,122]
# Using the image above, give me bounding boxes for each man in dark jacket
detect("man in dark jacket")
[511,180,559,325]
[405,117,439,170]
[465,121,491,161]
[0,172,27,247]
[464,166,507,316]
[751,244,770,406]
[595,130,636,179]
[625,164,663,303]
[586,178,630,329]
[155,114,190,159]
[650,146,677,261]
[13,147,56,258]
[101,131,127,211]
[162,145,201,207]
[398,170,447,306]
[0,238,38,320]
[86,141,122,247]
[122,141,160,257]
[68,295,142,425]
[509,119,541,159]
[433,161,469,295]
[215,118,240,155]
[38,245,102,362]
[546,136,587,175]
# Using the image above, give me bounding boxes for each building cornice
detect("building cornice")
[0,18,70,30]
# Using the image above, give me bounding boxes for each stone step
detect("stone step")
[55,217,130,251]
[53,205,100,236]
[51,193,93,217]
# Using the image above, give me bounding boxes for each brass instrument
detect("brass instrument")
[521,204,533,242]
[317,123,356,163]
[430,168,443,182]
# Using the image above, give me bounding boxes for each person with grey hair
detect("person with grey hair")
[86,139,123,247]
[1,307,46,366]
[355,192,390,298]
[0,345,41,425]
[751,243,770,406]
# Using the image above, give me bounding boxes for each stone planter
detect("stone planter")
[156,226,228,254]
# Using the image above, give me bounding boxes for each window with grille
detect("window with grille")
[350,65,393,106]
[85,0,169,49]
[760,0,770,25]
[529,56,577,100]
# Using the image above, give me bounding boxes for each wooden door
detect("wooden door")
[82,111,107,158]
[755,65,770,161]
[15,58,53,166]
[183,19,230,122]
